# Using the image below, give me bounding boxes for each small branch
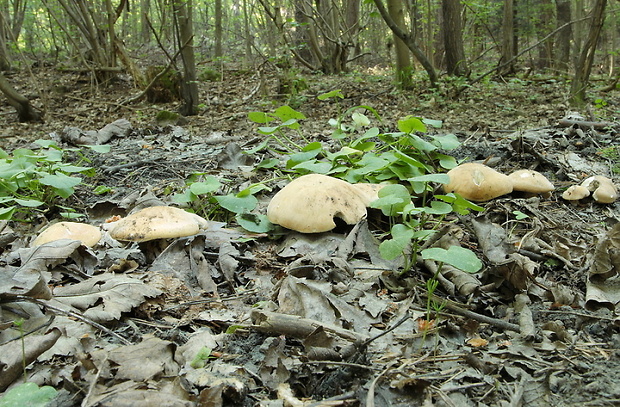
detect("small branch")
[17,296,133,346]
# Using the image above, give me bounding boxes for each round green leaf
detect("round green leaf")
[421,246,482,273]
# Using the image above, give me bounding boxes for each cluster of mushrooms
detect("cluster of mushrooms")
[266,164,618,233]
[31,163,618,244]
[32,206,209,248]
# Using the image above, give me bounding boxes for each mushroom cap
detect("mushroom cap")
[32,222,102,247]
[443,163,513,201]
[108,206,209,242]
[562,185,590,201]
[508,169,555,194]
[350,183,385,206]
[267,174,371,233]
[581,175,618,203]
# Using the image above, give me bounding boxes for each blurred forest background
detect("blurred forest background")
[0,0,617,122]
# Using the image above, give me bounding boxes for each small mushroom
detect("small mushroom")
[32,222,102,247]
[443,163,513,201]
[508,170,554,195]
[562,185,590,201]
[267,174,377,233]
[581,175,618,203]
[108,206,209,242]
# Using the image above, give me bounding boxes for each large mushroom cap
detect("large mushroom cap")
[508,170,554,194]
[581,175,618,203]
[443,163,513,201]
[32,222,102,247]
[108,206,209,242]
[267,174,374,233]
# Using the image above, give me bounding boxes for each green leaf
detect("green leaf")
[0,382,57,407]
[379,224,413,260]
[421,246,483,273]
[14,198,45,207]
[317,89,344,100]
[248,111,274,124]
[435,193,485,215]
[85,144,112,153]
[189,346,212,369]
[0,206,16,220]
[422,118,443,129]
[245,139,270,154]
[171,189,195,204]
[369,184,410,216]
[430,134,460,150]
[93,185,113,195]
[189,176,221,195]
[274,105,306,122]
[215,193,258,214]
[39,173,82,198]
[0,148,8,159]
[257,125,280,135]
[236,213,274,233]
[34,139,59,149]
[422,201,453,215]
[513,210,529,220]
[292,160,332,174]
[408,174,451,184]
[354,154,390,175]
[256,158,279,169]
[53,164,92,173]
[437,153,458,169]
[397,116,427,134]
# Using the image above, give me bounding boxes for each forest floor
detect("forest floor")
[0,65,619,406]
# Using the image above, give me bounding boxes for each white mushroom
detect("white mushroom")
[562,185,590,201]
[108,206,209,242]
[32,222,102,247]
[581,176,618,204]
[267,174,379,233]
[443,163,513,201]
[508,169,554,195]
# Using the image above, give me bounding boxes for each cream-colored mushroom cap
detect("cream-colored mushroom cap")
[350,183,385,206]
[443,163,513,201]
[32,222,102,247]
[267,174,373,233]
[581,175,618,203]
[508,170,554,194]
[108,206,209,242]
[562,185,590,201]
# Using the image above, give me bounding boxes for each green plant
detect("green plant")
[247,94,485,266]
[598,146,620,175]
[171,172,273,233]
[0,140,108,221]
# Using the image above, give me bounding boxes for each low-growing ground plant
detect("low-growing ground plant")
[0,140,109,221]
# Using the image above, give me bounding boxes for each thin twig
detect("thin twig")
[16,297,133,346]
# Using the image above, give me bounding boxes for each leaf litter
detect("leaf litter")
[0,71,619,406]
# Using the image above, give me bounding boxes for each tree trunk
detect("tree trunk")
[535,0,554,69]
[570,0,607,106]
[387,0,413,88]
[499,0,516,75]
[372,0,438,87]
[554,0,571,72]
[214,0,222,58]
[442,0,469,77]
[173,0,198,116]
[0,72,43,122]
